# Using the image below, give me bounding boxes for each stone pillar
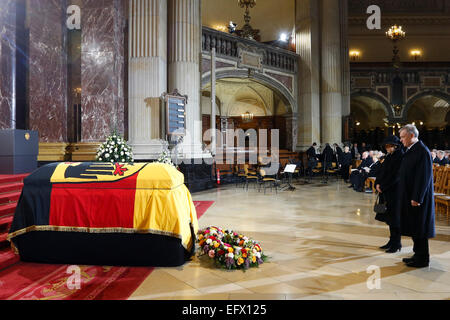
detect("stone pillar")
[128,0,167,159]
[168,0,203,158]
[295,0,321,151]
[320,0,343,145]
[81,0,126,142]
[0,0,16,129]
[340,0,351,118]
[28,0,68,142]
[284,114,298,152]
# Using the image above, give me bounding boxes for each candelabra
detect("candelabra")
[238,0,257,40]
[386,25,406,69]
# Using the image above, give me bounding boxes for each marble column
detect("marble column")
[128,0,167,159]
[0,0,16,129]
[81,0,126,142]
[284,113,298,152]
[28,0,68,142]
[168,0,204,159]
[320,0,343,145]
[340,0,351,118]
[295,0,321,151]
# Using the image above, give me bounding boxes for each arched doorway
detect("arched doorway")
[405,94,450,149]
[201,77,294,152]
[350,94,390,150]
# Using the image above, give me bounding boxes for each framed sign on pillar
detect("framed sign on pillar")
[162,89,188,142]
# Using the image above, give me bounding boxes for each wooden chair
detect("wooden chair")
[235,165,247,188]
[312,162,323,176]
[365,177,377,193]
[244,165,258,190]
[435,167,450,220]
[259,168,278,194]
[434,166,446,196]
[326,162,340,180]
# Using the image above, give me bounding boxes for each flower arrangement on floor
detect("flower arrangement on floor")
[197,226,267,270]
[96,131,134,163]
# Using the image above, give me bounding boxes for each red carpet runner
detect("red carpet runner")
[0,174,214,300]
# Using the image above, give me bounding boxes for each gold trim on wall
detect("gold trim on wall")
[70,142,102,161]
[38,143,70,162]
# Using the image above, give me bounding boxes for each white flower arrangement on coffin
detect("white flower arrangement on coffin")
[156,150,175,166]
[96,131,134,163]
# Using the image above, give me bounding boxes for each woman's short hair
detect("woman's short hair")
[400,124,419,138]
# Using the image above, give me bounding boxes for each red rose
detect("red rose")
[241,248,247,255]
[218,250,225,256]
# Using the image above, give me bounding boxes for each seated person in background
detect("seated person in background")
[437,150,449,166]
[349,151,374,189]
[431,151,439,164]
[351,155,381,192]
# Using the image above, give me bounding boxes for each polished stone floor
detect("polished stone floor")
[129,178,450,300]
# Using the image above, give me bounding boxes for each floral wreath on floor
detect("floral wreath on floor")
[197,226,268,270]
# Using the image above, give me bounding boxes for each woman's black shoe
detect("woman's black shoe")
[379,242,391,250]
[385,245,401,253]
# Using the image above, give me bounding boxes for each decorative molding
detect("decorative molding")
[376,86,390,101]
[237,43,265,72]
[38,143,70,162]
[349,16,450,26]
[70,142,102,161]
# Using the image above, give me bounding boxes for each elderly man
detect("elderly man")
[348,151,373,190]
[398,124,435,268]
[437,150,449,166]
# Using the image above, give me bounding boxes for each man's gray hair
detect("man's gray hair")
[400,124,419,138]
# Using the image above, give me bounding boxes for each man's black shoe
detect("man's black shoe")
[406,260,429,268]
[348,185,353,188]
[402,256,415,264]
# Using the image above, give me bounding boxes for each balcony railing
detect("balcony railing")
[202,26,298,74]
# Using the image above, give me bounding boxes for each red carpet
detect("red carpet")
[0,199,213,300]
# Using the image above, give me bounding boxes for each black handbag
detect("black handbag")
[374,193,388,222]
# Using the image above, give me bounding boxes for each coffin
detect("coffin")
[7,162,199,267]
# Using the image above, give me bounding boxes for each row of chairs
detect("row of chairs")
[434,164,450,219]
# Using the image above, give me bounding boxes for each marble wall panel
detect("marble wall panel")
[0,0,16,129]
[28,0,68,142]
[81,0,126,142]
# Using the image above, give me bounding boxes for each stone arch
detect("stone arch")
[202,69,296,114]
[350,91,394,120]
[403,90,450,122]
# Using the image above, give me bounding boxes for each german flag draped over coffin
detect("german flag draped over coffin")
[7,162,199,267]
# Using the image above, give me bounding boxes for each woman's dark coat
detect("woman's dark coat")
[375,148,403,227]
[397,141,435,239]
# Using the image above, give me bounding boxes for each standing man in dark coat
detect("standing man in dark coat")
[398,124,435,268]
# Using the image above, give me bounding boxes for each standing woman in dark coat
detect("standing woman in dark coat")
[398,125,435,268]
[375,136,404,253]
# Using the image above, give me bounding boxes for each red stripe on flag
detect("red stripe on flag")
[49,176,138,229]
